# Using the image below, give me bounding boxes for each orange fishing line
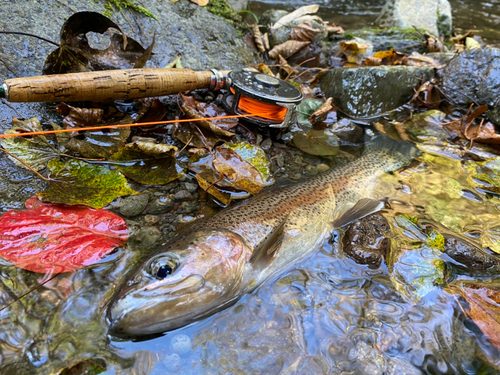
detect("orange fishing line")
[0,113,265,139]
[230,88,287,121]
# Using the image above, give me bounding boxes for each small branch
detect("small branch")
[175,134,194,157]
[0,31,59,47]
[0,147,50,182]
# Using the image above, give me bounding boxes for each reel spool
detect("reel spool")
[222,70,302,129]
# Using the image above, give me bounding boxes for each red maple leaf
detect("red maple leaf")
[0,196,128,273]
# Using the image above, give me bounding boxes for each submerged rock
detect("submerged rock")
[375,0,452,38]
[441,47,500,125]
[443,234,500,274]
[342,212,391,269]
[320,66,434,118]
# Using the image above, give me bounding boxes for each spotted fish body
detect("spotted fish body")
[108,136,418,336]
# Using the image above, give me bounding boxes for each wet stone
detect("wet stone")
[259,9,289,29]
[184,182,198,193]
[261,138,272,152]
[316,163,330,173]
[375,0,452,37]
[330,118,364,145]
[145,195,175,215]
[443,234,500,274]
[320,66,435,118]
[174,190,193,201]
[128,226,163,251]
[441,47,500,125]
[342,213,390,269]
[119,194,149,217]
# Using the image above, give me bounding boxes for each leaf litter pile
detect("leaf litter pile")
[1,7,500,361]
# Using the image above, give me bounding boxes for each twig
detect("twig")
[285,57,317,81]
[1,99,22,117]
[0,147,49,182]
[198,174,225,215]
[0,58,19,77]
[0,31,59,47]
[175,134,194,157]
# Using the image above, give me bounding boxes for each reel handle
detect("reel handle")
[0,68,230,103]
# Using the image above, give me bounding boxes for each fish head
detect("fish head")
[108,229,250,336]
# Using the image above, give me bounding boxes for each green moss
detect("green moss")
[206,0,245,29]
[94,0,158,19]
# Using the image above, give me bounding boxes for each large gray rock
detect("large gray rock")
[320,66,434,118]
[0,0,258,212]
[375,0,452,38]
[441,47,500,125]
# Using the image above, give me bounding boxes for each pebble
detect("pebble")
[305,165,318,176]
[170,334,192,354]
[119,194,149,217]
[316,163,330,173]
[174,190,193,201]
[144,214,160,225]
[260,138,272,151]
[145,195,174,215]
[184,182,198,193]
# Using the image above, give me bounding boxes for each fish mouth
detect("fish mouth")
[108,274,205,336]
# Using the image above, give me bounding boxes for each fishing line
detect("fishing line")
[0,113,265,139]
[230,88,287,122]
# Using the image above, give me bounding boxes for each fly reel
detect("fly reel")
[222,70,303,129]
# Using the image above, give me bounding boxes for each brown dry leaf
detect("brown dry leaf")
[251,24,265,53]
[173,121,223,150]
[213,146,265,195]
[181,94,237,137]
[269,40,310,60]
[363,56,382,66]
[462,105,489,138]
[309,97,334,124]
[190,0,208,6]
[410,80,442,108]
[277,55,297,77]
[258,63,275,77]
[56,103,104,129]
[451,31,475,45]
[465,121,500,145]
[458,284,500,351]
[135,99,168,125]
[340,41,371,64]
[400,52,442,67]
[325,23,344,36]
[290,20,321,41]
[263,32,270,50]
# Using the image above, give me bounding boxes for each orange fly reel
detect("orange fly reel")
[222,70,303,129]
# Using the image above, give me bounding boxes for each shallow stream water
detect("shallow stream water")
[1,1,500,375]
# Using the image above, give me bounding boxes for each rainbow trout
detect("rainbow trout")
[108,136,418,336]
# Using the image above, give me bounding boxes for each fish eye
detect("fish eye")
[149,256,178,279]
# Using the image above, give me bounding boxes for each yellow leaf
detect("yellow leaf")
[190,0,208,5]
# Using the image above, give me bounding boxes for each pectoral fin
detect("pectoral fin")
[250,218,287,270]
[333,198,384,228]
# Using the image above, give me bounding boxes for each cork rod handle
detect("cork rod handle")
[1,69,228,102]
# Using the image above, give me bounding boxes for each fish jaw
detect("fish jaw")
[108,229,251,336]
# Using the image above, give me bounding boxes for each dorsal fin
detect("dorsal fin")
[333,198,384,228]
[250,218,287,270]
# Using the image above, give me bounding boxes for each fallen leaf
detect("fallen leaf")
[213,146,266,195]
[173,121,223,150]
[0,117,60,171]
[258,63,275,77]
[0,196,128,273]
[290,20,322,41]
[277,55,297,77]
[272,5,319,29]
[459,284,500,350]
[181,94,237,137]
[269,40,311,60]
[309,97,334,125]
[163,53,184,69]
[465,121,500,144]
[223,142,272,183]
[251,24,265,53]
[196,173,231,206]
[66,127,131,159]
[134,98,168,124]
[466,37,481,50]
[296,98,324,126]
[110,141,185,185]
[325,23,344,36]
[56,103,104,129]
[38,160,136,208]
[44,12,153,74]
[340,41,372,64]
[371,49,402,65]
[293,129,339,156]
